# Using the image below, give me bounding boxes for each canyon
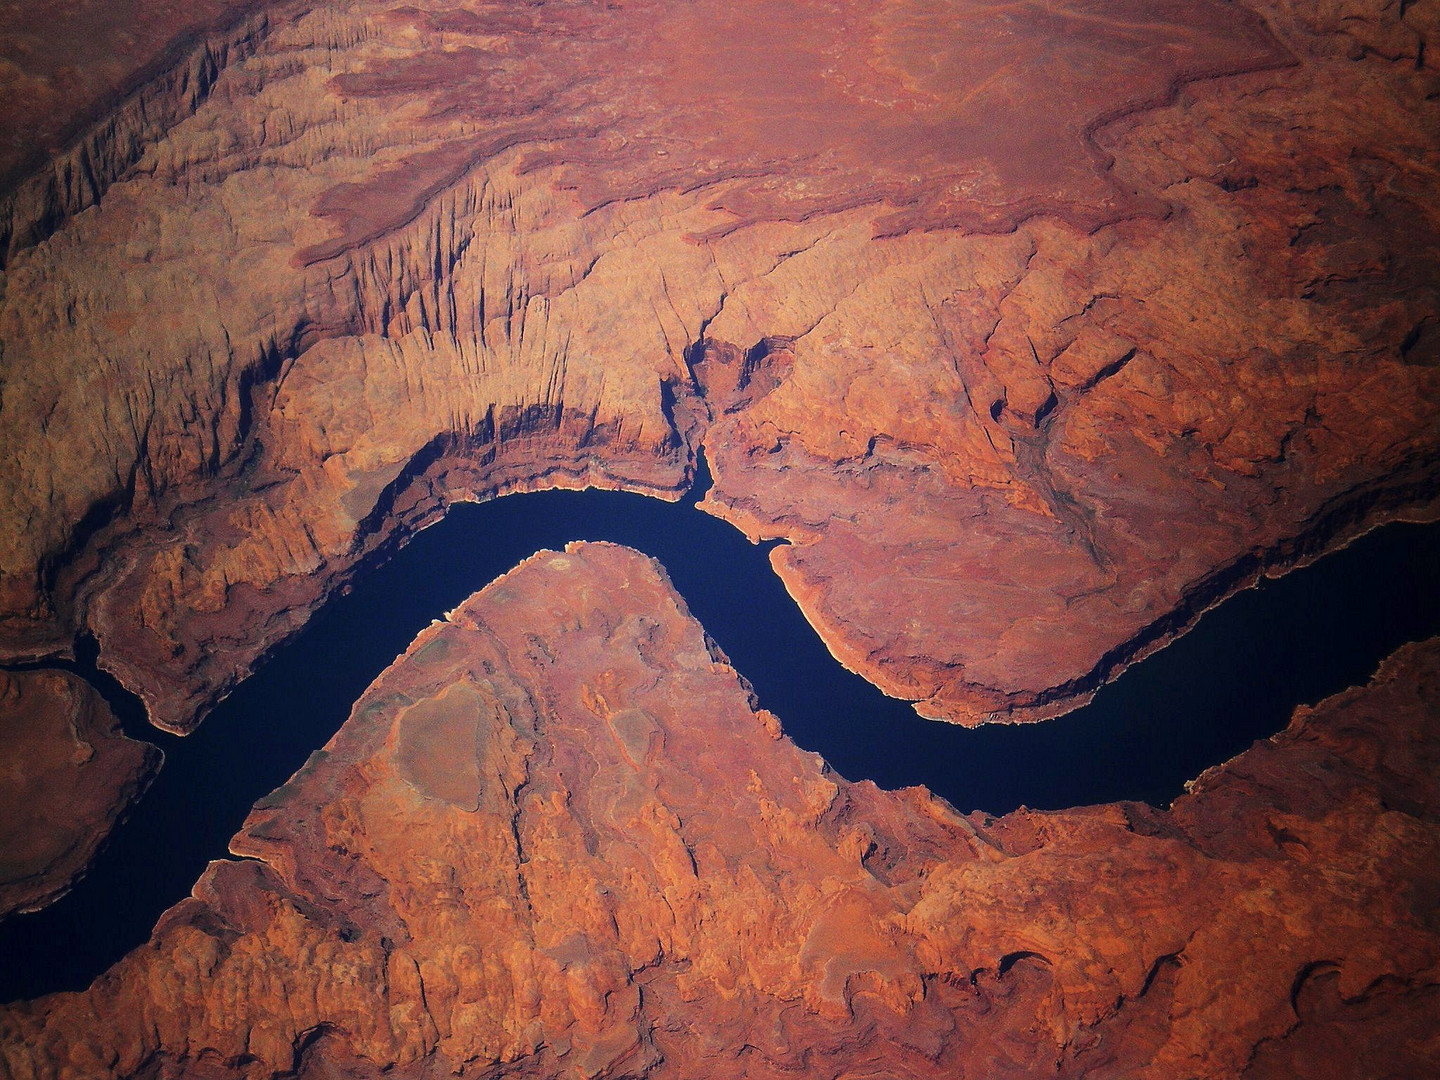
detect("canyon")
[0,0,1437,1075]
[1,0,1435,735]
[3,544,1438,1078]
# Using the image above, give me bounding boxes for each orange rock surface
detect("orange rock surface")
[0,669,159,917]
[1,2,1438,1073]
[0,0,1434,735]
[3,543,1436,1078]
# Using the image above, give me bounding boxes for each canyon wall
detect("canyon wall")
[0,669,159,917]
[0,2,1437,1069]
[0,0,266,200]
[3,543,1436,1078]
[0,0,1434,737]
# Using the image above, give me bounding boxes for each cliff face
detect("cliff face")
[0,669,159,917]
[2,543,1436,1079]
[0,0,267,200]
[0,0,1438,1064]
[0,0,1435,739]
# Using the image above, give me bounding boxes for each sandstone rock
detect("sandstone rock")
[2,544,1435,1078]
[0,1,271,263]
[0,2,1436,1072]
[0,0,1433,740]
[0,669,159,917]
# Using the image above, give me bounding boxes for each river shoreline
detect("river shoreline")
[0,493,1437,1002]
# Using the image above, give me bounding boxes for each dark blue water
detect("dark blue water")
[1,462,1438,1002]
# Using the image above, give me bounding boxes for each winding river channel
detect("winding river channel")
[2,465,1438,1002]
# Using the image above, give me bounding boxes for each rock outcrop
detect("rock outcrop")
[2,2,1438,1072]
[0,0,265,180]
[0,669,159,917]
[3,543,1436,1079]
[0,0,1435,738]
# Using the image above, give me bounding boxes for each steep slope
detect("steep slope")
[3,543,1436,1078]
[0,669,159,917]
[0,0,1434,742]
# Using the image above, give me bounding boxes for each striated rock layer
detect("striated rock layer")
[0,0,1435,737]
[2,544,1436,1079]
[0,669,159,918]
[0,0,267,199]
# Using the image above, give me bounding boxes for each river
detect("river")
[1,465,1437,1001]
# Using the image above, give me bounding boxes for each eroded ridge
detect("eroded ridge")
[0,669,159,918]
[3,544,1437,1078]
[0,0,1435,746]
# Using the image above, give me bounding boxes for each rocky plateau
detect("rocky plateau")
[0,0,1435,732]
[0,0,1438,1075]
[0,667,159,919]
[3,543,1438,1078]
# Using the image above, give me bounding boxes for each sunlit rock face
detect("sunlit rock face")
[0,0,1435,733]
[0,0,1437,1076]
[2,544,1437,1079]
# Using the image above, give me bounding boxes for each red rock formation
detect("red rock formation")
[0,0,1434,739]
[0,2,1436,1073]
[2,544,1435,1078]
[0,0,271,262]
[0,669,159,917]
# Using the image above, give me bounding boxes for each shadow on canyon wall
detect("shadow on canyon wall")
[1,459,1437,1001]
